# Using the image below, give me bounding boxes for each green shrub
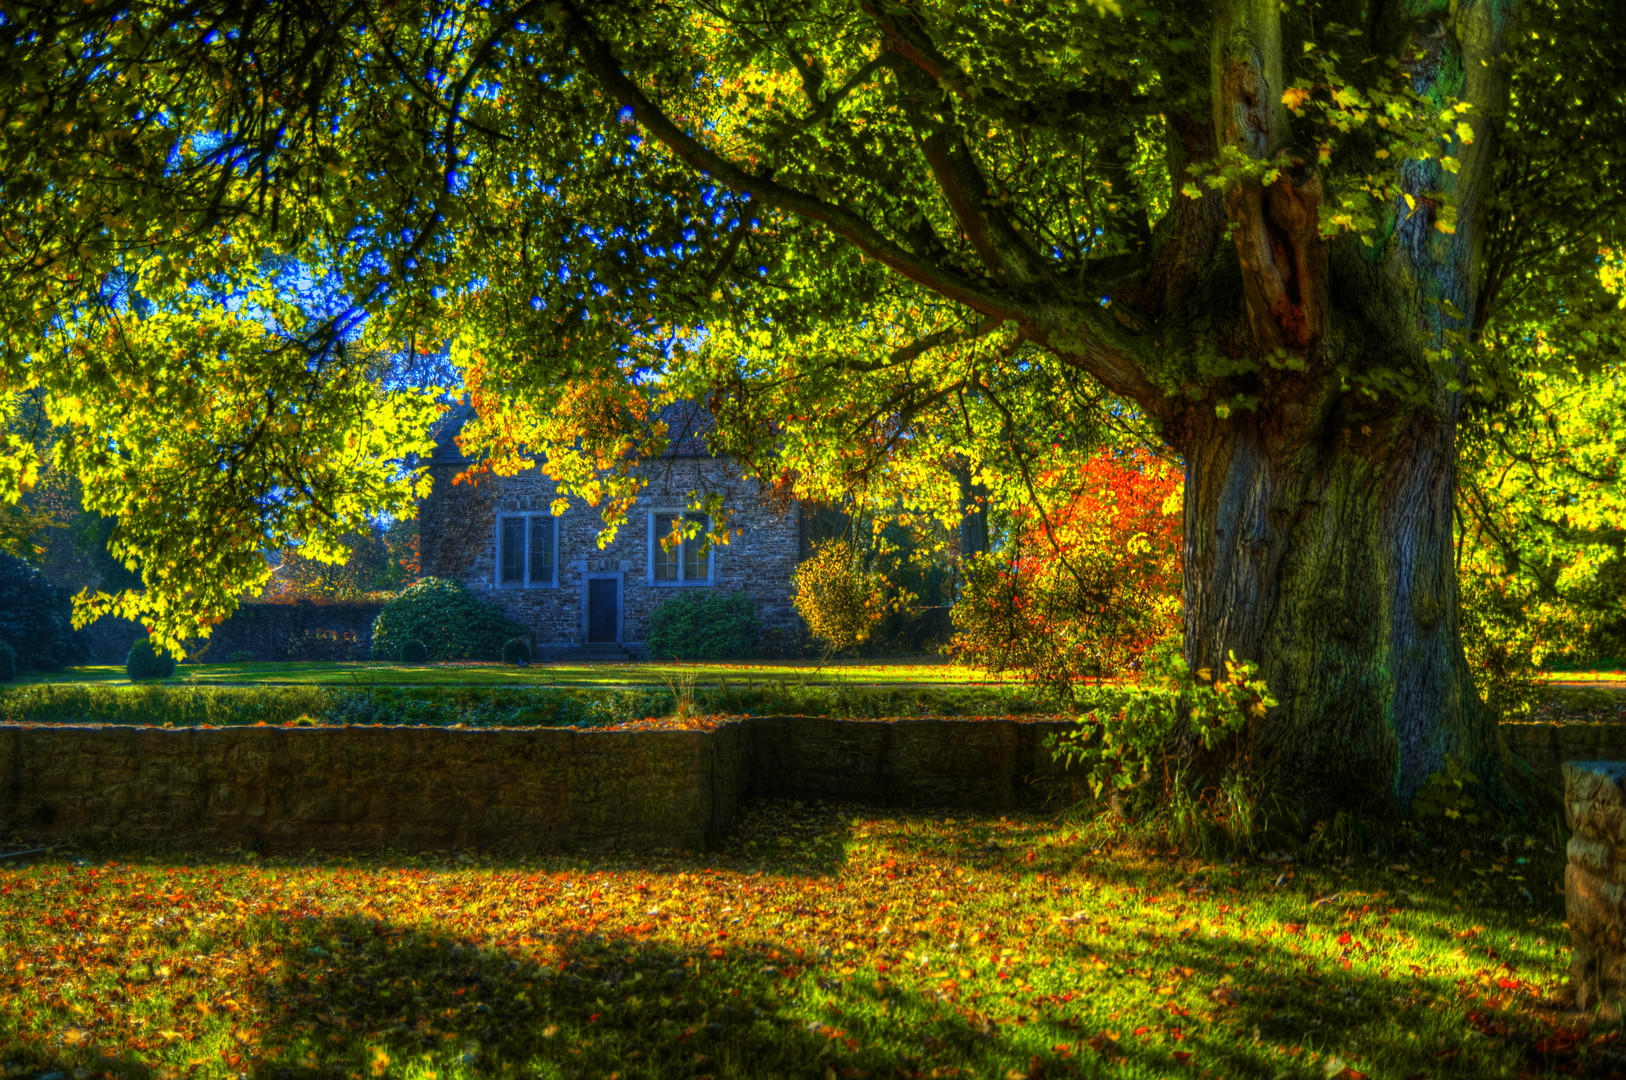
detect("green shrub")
[400,639,429,664]
[1459,570,1564,720]
[0,681,1051,729]
[125,636,176,681]
[646,590,762,660]
[502,637,532,665]
[0,641,14,682]
[370,578,526,661]
[792,541,886,656]
[228,650,256,663]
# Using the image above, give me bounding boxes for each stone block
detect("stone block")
[1564,761,1626,1011]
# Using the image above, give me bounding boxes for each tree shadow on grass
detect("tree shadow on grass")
[1,802,1601,1080]
[32,909,1598,1080]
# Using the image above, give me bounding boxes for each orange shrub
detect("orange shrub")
[951,449,1182,702]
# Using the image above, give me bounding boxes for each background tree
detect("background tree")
[2,0,1624,811]
[259,522,414,603]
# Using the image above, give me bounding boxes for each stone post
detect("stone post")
[1564,761,1626,1012]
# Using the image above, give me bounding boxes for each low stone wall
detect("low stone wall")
[1504,723,1626,790]
[744,716,1076,810]
[0,724,735,853]
[0,716,1078,854]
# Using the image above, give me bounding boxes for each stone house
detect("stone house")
[418,400,814,658]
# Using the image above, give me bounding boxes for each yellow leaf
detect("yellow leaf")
[1434,219,1456,234]
[1455,120,1474,144]
[1281,86,1312,111]
[371,1049,390,1076]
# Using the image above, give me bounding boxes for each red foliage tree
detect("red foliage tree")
[952,448,1182,701]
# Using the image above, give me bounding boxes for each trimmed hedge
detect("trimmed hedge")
[502,637,532,665]
[0,681,1051,728]
[646,590,762,660]
[400,640,429,663]
[0,641,13,682]
[126,636,176,681]
[370,579,526,662]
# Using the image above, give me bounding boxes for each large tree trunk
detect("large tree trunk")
[1155,0,1513,816]
[1181,401,1499,813]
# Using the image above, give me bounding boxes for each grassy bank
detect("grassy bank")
[0,804,1578,1080]
[0,681,1052,729]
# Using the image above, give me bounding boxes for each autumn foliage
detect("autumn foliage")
[792,540,889,656]
[951,449,1183,702]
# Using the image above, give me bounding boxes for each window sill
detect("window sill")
[496,582,559,590]
[648,579,715,588]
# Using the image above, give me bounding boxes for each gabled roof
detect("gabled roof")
[654,397,717,457]
[426,398,720,468]
[429,403,477,466]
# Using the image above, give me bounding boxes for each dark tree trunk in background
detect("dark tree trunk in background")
[953,457,990,560]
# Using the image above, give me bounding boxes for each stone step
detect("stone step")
[573,644,633,662]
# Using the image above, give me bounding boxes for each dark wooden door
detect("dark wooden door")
[587,579,618,642]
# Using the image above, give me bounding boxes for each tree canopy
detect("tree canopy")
[2,0,1624,805]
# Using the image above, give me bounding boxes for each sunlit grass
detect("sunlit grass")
[1542,670,1626,685]
[13,659,1027,690]
[0,805,1580,1080]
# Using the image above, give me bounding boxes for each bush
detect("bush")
[792,541,887,656]
[370,578,526,661]
[228,650,257,663]
[125,636,176,681]
[502,637,532,665]
[950,449,1182,704]
[0,682,1051,729]
[1459,570,1568,720]
[400,639,429,664]
[0,641,13,682]
[646,591,763,660]
[0,552,89,672]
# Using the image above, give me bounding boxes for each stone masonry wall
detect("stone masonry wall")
[0,724,736,853]
[0,717,1077,854]
[1504,723,1626,790]
[422,456,802,654]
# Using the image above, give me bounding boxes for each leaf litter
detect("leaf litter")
[0,803,1601,1079]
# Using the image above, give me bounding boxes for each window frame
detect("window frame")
[494,512,560,588]
[647,509,714,587]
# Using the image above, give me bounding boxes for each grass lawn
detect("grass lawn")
[0,805,1587,1080]
[14,660,1622,693]
[11,659,1023,690]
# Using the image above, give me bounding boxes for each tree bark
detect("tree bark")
[1179,399,1499,812]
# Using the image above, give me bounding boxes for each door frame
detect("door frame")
[580,570,624,644]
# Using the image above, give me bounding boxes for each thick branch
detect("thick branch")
[887,57,1049,285]
[555,2,1160,411]
[1212,0,1326,353]
[553,2,1017,321]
